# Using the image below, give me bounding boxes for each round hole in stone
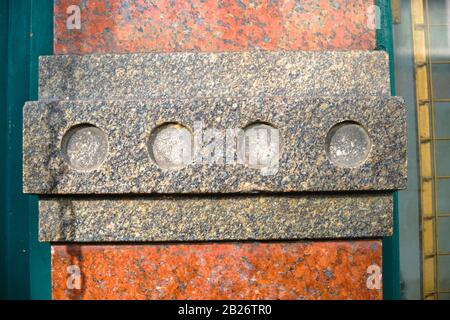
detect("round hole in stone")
[148,123,193,170]
[61,124,109,171]
[325,121,371,168]
[238,122,280,170]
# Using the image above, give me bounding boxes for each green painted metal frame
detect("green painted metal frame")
[0,0,9,300]
[0,0,52,300]
[0,0,400,300]
[376,0,401,300]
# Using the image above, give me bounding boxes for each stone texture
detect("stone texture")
[38,51,390,101]
[23,96,406,194]
[51,241,383,300]
[54,0,376,55]
[45,0,388,301]
[39,192,393,242]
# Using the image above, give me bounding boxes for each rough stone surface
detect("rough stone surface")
[51,241,383,300]
[23,96,406,194]
[38,51,390,101]
[54,0,377,55]
[39,193,393,242]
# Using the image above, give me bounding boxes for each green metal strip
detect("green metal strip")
[6,0,32,299]
[28,0,52,300]
[1,0,52,299]
[376,0,401,300]
[0,0,9,300]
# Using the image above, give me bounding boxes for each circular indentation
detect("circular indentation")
[61,124,108,171]
[238,122,280,170]
[149,123,193,169]
[326,121,371,168]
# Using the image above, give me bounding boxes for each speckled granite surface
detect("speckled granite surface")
[54,0,376,55]
[23,96,406,194]
[51,241,382,300]
[39,51,390,100]
[39,193,393,242]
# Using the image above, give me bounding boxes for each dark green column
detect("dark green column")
[377,0,401,300]
[0,0,52,300]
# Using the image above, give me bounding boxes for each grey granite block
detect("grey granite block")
[23,96,407,194]
[39,51,390,100]
[39,193,393,242]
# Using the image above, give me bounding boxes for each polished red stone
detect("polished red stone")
[54,0,376,54]
[52,241,382,300]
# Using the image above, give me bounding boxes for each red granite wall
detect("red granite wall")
[52,242,382,300]
[51,0,383,300]
[54,0,376,54]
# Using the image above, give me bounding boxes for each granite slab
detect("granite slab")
[39,51,390,100]
[52,241,382,300]
[39,192,393,242]
[23,96,407,194]
[54,0,376,55]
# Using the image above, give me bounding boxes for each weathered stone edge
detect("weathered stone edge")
[39,51,390,100]
[39,193,393,242]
